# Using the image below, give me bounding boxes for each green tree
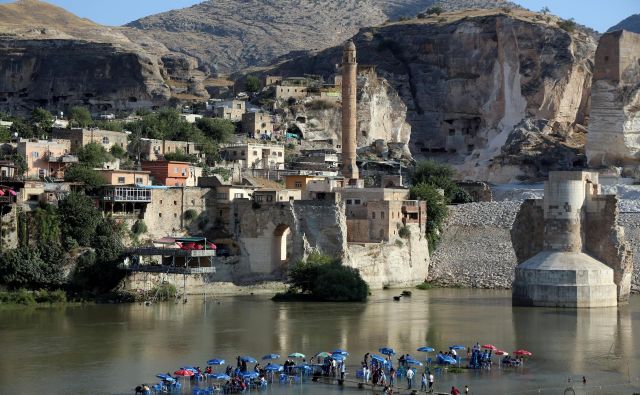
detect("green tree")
[64,165,105,191]
[540,6,550,15]
[58,192,102,247]
[245,75,261,93]
[0,245,65,289]
[0,127,11,143]
[109,144,127,159]
[164,149,196,163]
[77,142,112,167]
[410,160,473,204]
[9,119,35,139]
[5,153,27,177]
[196,117,235,143]
[68,107,92,128]
[410,183,449,252]
[31,108,54,138]
[558,18,577,33]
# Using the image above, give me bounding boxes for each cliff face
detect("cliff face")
[284,71,411,156]
[0,0,207,115]
[125,0,516,73]
[273,10,597,182]
[586,30,640,167]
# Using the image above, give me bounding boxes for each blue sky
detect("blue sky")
[0,0,637,32]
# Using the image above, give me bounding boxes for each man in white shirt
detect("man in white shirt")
[406,368,415,389]
[429,372,434,392]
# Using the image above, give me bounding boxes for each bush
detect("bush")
[131,220,147,235]
[279,253,369,302]
[426,6,443,15]
[109,144,127,159]
[452,189,473,204]
[0,289,36,305]
[34,289,67,303]
[558,18,576,33]
[410,183,449,252]
[163,149,197,163]
[416,281,434,290]
[183,209,198,222]
[196,117,235,144]
[64,165,106,191]
[151,283,177,301]
[245,75,260,93]
[68,107,92,128]
[398,225,411,239]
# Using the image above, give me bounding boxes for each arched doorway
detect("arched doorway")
[273,224,291,269]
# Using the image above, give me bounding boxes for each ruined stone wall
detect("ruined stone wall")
[345,223,429,289]
[584,195,633,301]
[587,30,640,167]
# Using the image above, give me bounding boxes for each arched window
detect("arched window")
[102,136,109,144]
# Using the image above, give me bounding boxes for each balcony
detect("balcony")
[101,186,151,202]
[47,154,79,163]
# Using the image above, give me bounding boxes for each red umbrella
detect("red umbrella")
[206,242,217,250]
[482,344,497,351]
[494,350,508,356]
[514,350,532,356]
[174,369,195,377]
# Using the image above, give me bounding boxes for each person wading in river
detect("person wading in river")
[406,367,414,389]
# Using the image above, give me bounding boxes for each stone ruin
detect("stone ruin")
[511,171,632,307]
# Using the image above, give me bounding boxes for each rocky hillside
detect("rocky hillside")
[0,0,207,115]
[125,0,517,73]
[609,14,640,34]
[272,9,597,182]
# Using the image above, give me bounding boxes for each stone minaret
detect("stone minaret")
[341,40,359,182]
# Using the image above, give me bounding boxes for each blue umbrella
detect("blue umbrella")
[240,356,257,363]
[417,346,435,353]
[241,371,259,379]
[449,345,466,351]
[379,347,396,356]
[210,373,231,380]
[294,364,312,371]
[156,374,176,382]
[265,364,284,372]
[371,354,387,363]
[207,358,225,365]
[406,359,423,366]
[332,349,349,355]
[331,354,346,361]
[181,366,198,373]
[262,354,280,360]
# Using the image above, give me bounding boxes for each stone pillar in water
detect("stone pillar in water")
[512,171,619,308]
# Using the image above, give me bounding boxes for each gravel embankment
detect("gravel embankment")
[429,202,521,289]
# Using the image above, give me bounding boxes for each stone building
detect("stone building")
[137,138,204,161]
[214,100,246,121]
[511,171,632,307]
[51,127,128,153]
[587,30,640,167]
[220,143,285,170]
[275,85,308,100]
[241,111,273,139]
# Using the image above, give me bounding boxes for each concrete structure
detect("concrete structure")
[17,139,72,178]
[262,75,282,87]
[141,160,191,186]
[512,172,623,307]
[242,111,273,139]
[284,174,326,199]
[51,127,128,153]
[275,85,308,100]
[137,138,204,162]
[220,143,285,170]
[341,40,359,183]
[253,188,301,203]
[97,169,151,186]
[214,100,246,121]
[587,30,640,167]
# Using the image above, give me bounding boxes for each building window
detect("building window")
[32,152,39,158]
[102,136,109,144]
[392,212,395,219]
[381,211,385,219]
[160,200,163,204]
[234,193,243,198]
[135,177,143,184]
[191,200,195,205]
[354,199,361,205]
[253,151,258,156]
[174,167,178,174]
[346,199,352,205]
[117,177,125,184]
[174,213,177,218]
[216,193,228,200]
[267,195,273,202]
[372,212,376,219]
[278,152,282,157]
[174,201,177,205]
[295,181,302,188]
[241,151,245,156]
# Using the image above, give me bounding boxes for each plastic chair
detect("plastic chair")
[279,374,287,383]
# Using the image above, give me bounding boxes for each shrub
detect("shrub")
[410,183,449,252]
[183,209,198,222]
[395,239,404,247]
[109,144,127,159]
[34,289,67,303]
[245,75,260,93]
[152,283,177,301]
[426,6,443,16]
[131,220,147,235]
[452,189,473,204]
[0,289,36,305]
[416,281,434,290]
[64,165,106,191]
[398,225,411,239]
[558,18,576,33]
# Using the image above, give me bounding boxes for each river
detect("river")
[1,289,639,395]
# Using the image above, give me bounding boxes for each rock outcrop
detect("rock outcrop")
[586,30,640,167]
[125,0,518,73]
[0,0,207,115]
[283,70,412,156]
[272,9,597,182]
[609,15,640,34]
